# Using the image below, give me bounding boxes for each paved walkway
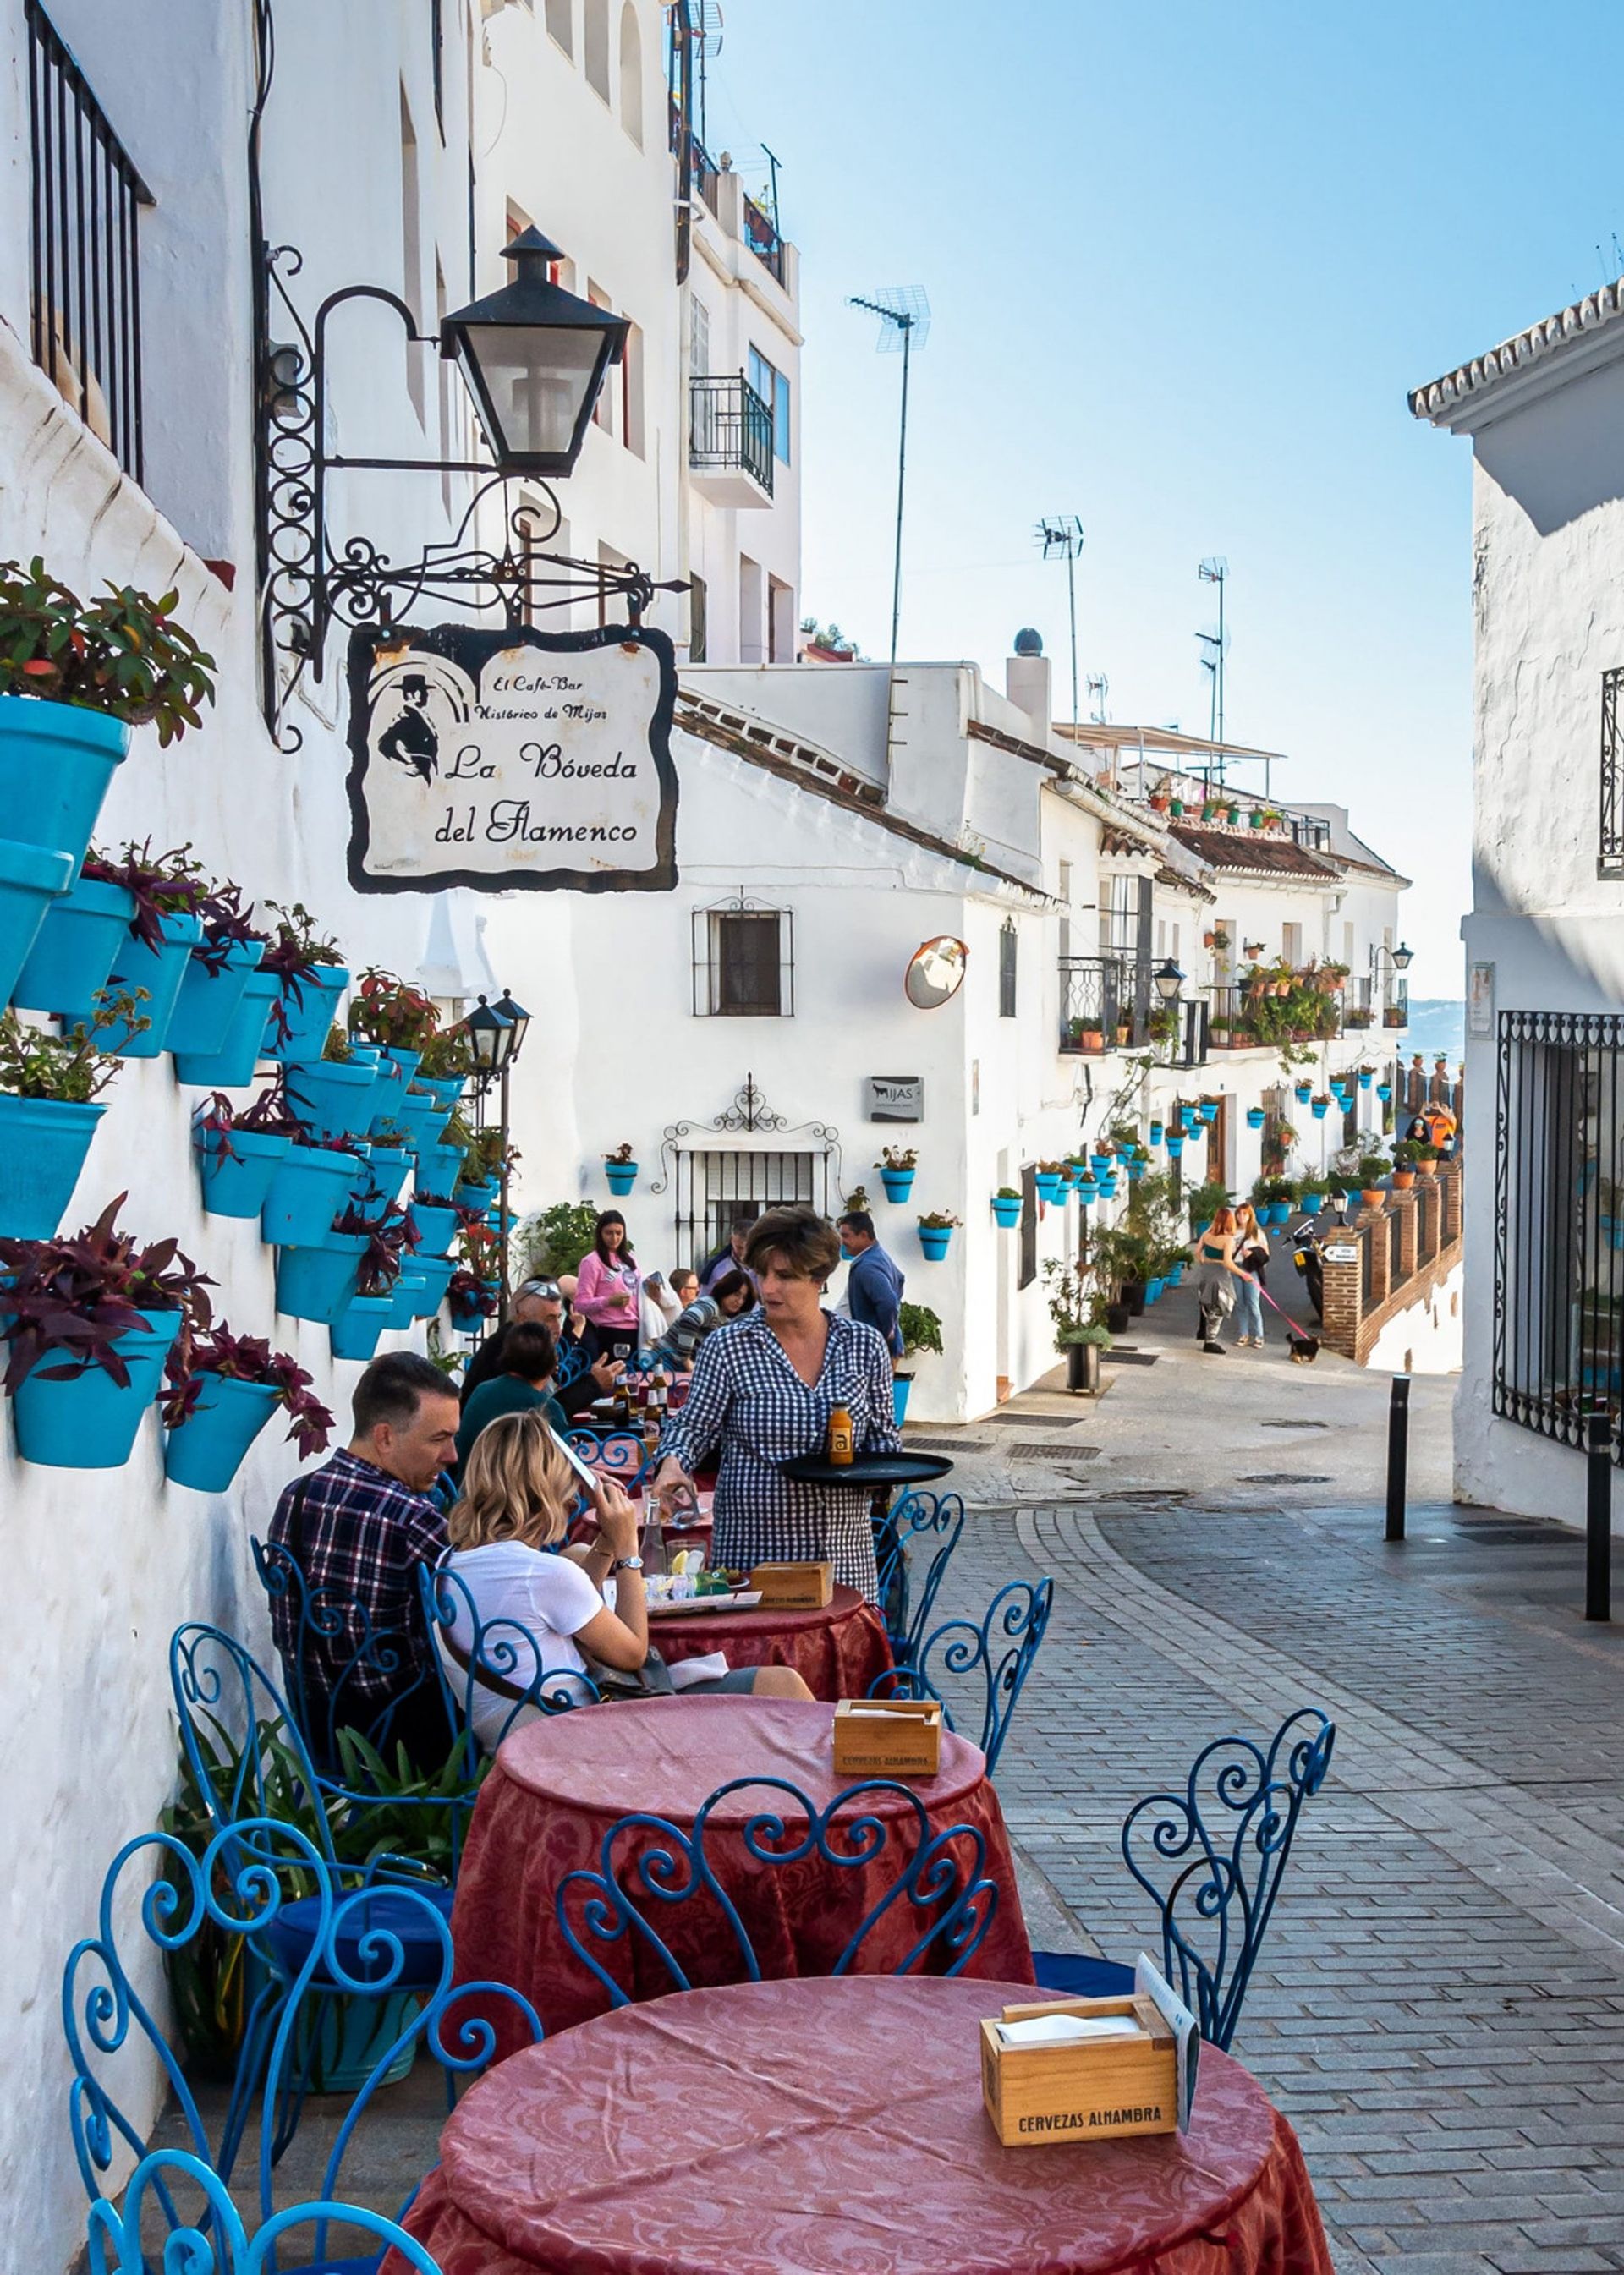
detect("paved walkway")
[923,1291,1624,2275]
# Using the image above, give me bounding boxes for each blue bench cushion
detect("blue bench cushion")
[266,1885,455,1991]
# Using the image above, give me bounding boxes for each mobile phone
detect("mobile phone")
[548,1426,605,1494]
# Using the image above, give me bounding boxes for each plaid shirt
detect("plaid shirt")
[268,1448,447,1713]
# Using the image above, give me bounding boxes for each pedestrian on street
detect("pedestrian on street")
[1231,1202,1270,1349]
[1193,1206,1243,1355]
[836,1209,906,1364]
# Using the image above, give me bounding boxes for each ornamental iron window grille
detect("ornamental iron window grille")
[645,1072,841,1261]
[1495,1009,1624,1461]
[691,898,793,1017]
[1000,920,1018,1020]
[26,0,152,482]
[1019,1164,1038,1289]
[1603,668,1624,876]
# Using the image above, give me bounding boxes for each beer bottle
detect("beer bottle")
[827,1403,855,1466]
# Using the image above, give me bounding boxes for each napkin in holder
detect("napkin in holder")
[980,1965,1192,2147]
[749,1560,834,1609]
[832,1697,942,1777]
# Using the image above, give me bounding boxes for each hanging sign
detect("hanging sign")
[346,622,678,895]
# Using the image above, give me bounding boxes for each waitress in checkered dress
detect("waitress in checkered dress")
[652,1206,900,1600]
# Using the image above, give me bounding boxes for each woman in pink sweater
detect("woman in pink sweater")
[574,1211,643,1361]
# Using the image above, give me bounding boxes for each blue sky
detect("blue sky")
[708,1,1624,1000]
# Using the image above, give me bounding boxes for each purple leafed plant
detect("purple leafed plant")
[447,1268,498,1320]
[194,1077,306,1161]
[330,1193,420,1298]
[161,1324,334,1460]
[80,841,211,953]
[0,1193,215,1391]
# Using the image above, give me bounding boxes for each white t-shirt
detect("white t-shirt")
[437,1542,606,1751]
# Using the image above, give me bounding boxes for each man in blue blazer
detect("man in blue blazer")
[837,1209,906,1361]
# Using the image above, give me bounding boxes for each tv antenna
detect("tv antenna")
[849,287,930,666]
[1196,556,1229,783]
[1088,672,1110,724]
[1036,513,1085,732]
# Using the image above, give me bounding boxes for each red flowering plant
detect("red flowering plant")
[161,1324,334,1460]
[329,1192,420,1298]
[0,1193,214,1391]
[447,1214,501,1319]
[348,968,439,1055]
[0,556,217,743]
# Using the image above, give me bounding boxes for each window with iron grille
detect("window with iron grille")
[692,898,793,1017]
[999,920,1018,1019]
[1602,668,1624,875]
[1495,1009,1624,1461]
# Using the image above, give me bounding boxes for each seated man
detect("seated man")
[456,1321,568,1470]
[462,1277,623,1418]
[268,1351,461,1769]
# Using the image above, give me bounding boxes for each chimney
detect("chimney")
[1005,628,1051,737]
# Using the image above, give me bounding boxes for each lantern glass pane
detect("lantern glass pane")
[458,323,602,459]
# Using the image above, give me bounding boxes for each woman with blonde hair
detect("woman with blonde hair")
[1230,1202,1270,1350]
[440,1411,807,1749]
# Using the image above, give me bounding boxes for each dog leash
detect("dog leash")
[1248,1275,1317,1351]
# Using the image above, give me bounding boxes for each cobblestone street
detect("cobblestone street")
[926,1302,1624,2274]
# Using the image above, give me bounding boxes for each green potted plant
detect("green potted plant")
[877,1145,918,1204]
[893,1300,941,1424]
[0,998,132,1238]
[990,1185,1023,1229]
[1066,1015,1105,1055]
[513,1199,601,1280]
[0,556,216,877]
[55,841,211,1056]
[1043,1257,1111,1392]
[161,1323,334,1493]
[916,1209,960,1261]
[193,1079,303,1221]
[1358,1151,1391,1210]
[348,965,440,1089]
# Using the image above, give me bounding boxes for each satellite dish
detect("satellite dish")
[905,936,968,1011]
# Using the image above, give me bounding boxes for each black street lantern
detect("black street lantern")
[442,229,629,478]
[1391,941,1414,972]
[491,990,533,1065]
[1153,959,1186,1005]
[463,995,514,1081]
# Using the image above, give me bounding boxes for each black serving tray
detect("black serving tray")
[780,1451,954,1488]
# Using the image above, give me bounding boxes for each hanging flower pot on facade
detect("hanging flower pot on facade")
[1073,1175,1100,1203]
[1246,1106,1265,1129]
[990,1192,1023,1228]
[0,695,129,876]
[1097,1176,1119,1201]
[262,964,351,1066]
[12,874,135,1016]
[917,1220,956,1261]
[408,1254,458,1319]
[195,1126,292,1221]
[879,1166,915,1203]
[10,1307,180,1471]
[165,937,266,1064]
[1294,1083,1312,1105]
[604,1158,639,1197]
[261,1144,365,1249]
[458,1174,501,1213]
[1377,1083,1393,1103]
[358,1146,412,1207]
[285,1054,381,1143]
[0,1092,105,1240]
[1034,1171,1065,1206]
[1358,1069,1374,1092]
[162,1374,282,1493]
[173,968,283,1089]
[0,838,74,1006]
[329,1294,397,1365]
[382,1086,449,1154]
[419,1075,467,1113]
[1311,1099,1330,1121]
[275,1235,367,1324]
[1166,1136,1185,1159]
[408,1198,460,1255]
[414,1140,464,1198]
[87,908,206,1056]
[447,1278,497,1333]
[1149,1121,1164,1146]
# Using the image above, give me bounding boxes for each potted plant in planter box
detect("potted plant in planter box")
[1043,1256,1111,1392]
[261,1128,369,1250]
[0,556,216,875]
[414,1023,475,1110]
[1066,1015,1105,1054]
[0,999,130,1237]
[915,1209,960,1261]
[193,1078,304,1220]
[285,1023,383,1142]
[347,965,439,1090]
[1358,1152,1391,1210]
[876,1146,918,1204]
[603,1141,639,1197]
[165,873,267,1062]
[277,1189,416,1329]
[0,1193,213,1468]
[893,1300,941,1425]
[260,901,348,1064]
[52,841,211,1055]
[161,1324,334,1493]
[990,1185,1023,1228]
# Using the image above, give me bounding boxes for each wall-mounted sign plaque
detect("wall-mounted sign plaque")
[346,621,678,894]
[866,1076,924,1122]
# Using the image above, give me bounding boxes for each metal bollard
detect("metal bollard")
[1586,1406,1612,1623]
[1385,1373,1411,1543]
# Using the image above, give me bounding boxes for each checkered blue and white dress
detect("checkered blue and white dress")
[657,1307,900,1599]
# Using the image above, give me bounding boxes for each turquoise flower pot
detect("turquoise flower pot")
[165,936,266,1061]
[1166,1138,1185,1159]
[1074,1177,1100,1203]
[1149,1121,1164,1144]
[0,695,128,875]
[1377,1083,1393,1103]
[1358,1072,1374,1091]
[12,875,134,1016]
[285,1055,381,1143]
[261,1145,364,1248]
[458,1175,499,1212]
[448,1289,491,1332]
[892,1377,912,1428]
[330,1294,396,1363]
[195,1127,292,1220]
[918,1225,953,1261]
[990,1197,1022,1227]
[262,964,350,1065]
[173,968,282,1088]
[408,1255,458,1318]
[10,1306,180,1470]
[382,1087,449,1153]
[377,1046,423,1088]
[604,1161,638,1196]
[89,908,206,1055]
[1247,1108,1265,1129]
[879,1167,914,1203]
[420,1077,465,1111]
[0,1092,103,1237]
[0,837,74,1005]
[1034,1174,1063,1205]
[1301,1192,1325,1216]
[1294,1085,1312,1105]
[163,1374,281,1492]
[275,1236,366,1324]
[414,1142,464,1199]
[1311,1100,1329,1121]
[408,1199,459,1255]
[391,1271,431,1329]
[356,1146,410,1205]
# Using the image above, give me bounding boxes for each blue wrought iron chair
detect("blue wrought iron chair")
[1029,1708,1337,2049]
[66,1822,537,2264]
[554,1335,592,1392]
[418,1560,601,1766]
[871,1489,967,1666]
[557,1774,998,2009]
[87,2152,445,2275]
[870,1577,1054,1776]
[251,1535,454,1776]
[564,1425,651,1493]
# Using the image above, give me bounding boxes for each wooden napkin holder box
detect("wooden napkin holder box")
[979,1994,1178,2148]
[832,1697,943,1778]
[749,1560,834,1609]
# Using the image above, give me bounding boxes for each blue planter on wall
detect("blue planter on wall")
[285,1055,381,1143]
[390,1271,431,1329]
[1034,1173,1064,1206]
[261,1145,363,1248]
[990,1195,1022,1228]
[408,1199,459,1255]
[382,1087,448,1153]
[879,1167,915,1203]
[0,1092,104,1237]
[165,937,266,1061]
[1246,1107,1266,1130]
[276,1236,366,1324]
[12,875,135,1016]
[173,968,282,1089]
[407,1254,458,1318]
[918,1225,954,1261]
[195,1127,292,1220]
[892,1376,912,1427]
[1358,1071,1374,1091]
[457,1175,499,1213]
[604,1161,638,1196]
[0,696,129,875]
[0,838,74,1006]
[414,1142,464,1199]
[420,1077,465,1112]
[163,1374,282,1492]
[89,908,206,1055]
[10,1306,181,1469]
[330,1294,396,1362]
[356,1145,410,1205]
[262,964,349,1065]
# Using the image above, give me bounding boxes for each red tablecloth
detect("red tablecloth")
[450,1697,1032,2047]
[650,1582,892,1700]
[390,1975,1335,2275]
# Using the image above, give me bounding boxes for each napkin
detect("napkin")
[996,2015,1145,2050]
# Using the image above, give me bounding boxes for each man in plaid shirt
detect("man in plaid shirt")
[269,1351,461,1766]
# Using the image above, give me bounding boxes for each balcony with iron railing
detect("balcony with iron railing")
[1058,956,1151,1055]
[689,371,775,507]
[1206,975,1347,1050]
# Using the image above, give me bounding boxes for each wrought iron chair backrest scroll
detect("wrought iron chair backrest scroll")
[251,1533,450,1773]
[86,2150,447,2275]
[870,1577,1055,1777]
[419,1560,601,1767]
[65,1823,540,2250]
[556,1775,998,2009]
[565,1426,652,1493]
[1121,1708,1336,2052]
[554,1336,592,1391]
[872,1490,967,1666]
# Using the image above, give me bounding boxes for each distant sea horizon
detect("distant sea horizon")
[1400,998,1464,1063]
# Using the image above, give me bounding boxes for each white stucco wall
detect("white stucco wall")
[1363,1259,1465,1377]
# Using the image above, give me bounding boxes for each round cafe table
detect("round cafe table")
[448,1697,1033,2051]
[650,1581,892,1701]
[389,1975,1335,2275]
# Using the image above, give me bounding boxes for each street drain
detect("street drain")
[1010,1443,1102,1460]
[1238,1473,1333,1485]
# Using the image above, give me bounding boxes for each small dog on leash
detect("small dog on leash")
[1286,1333,1320,1365]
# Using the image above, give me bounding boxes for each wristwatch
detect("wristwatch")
[611,1554,645,1574]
